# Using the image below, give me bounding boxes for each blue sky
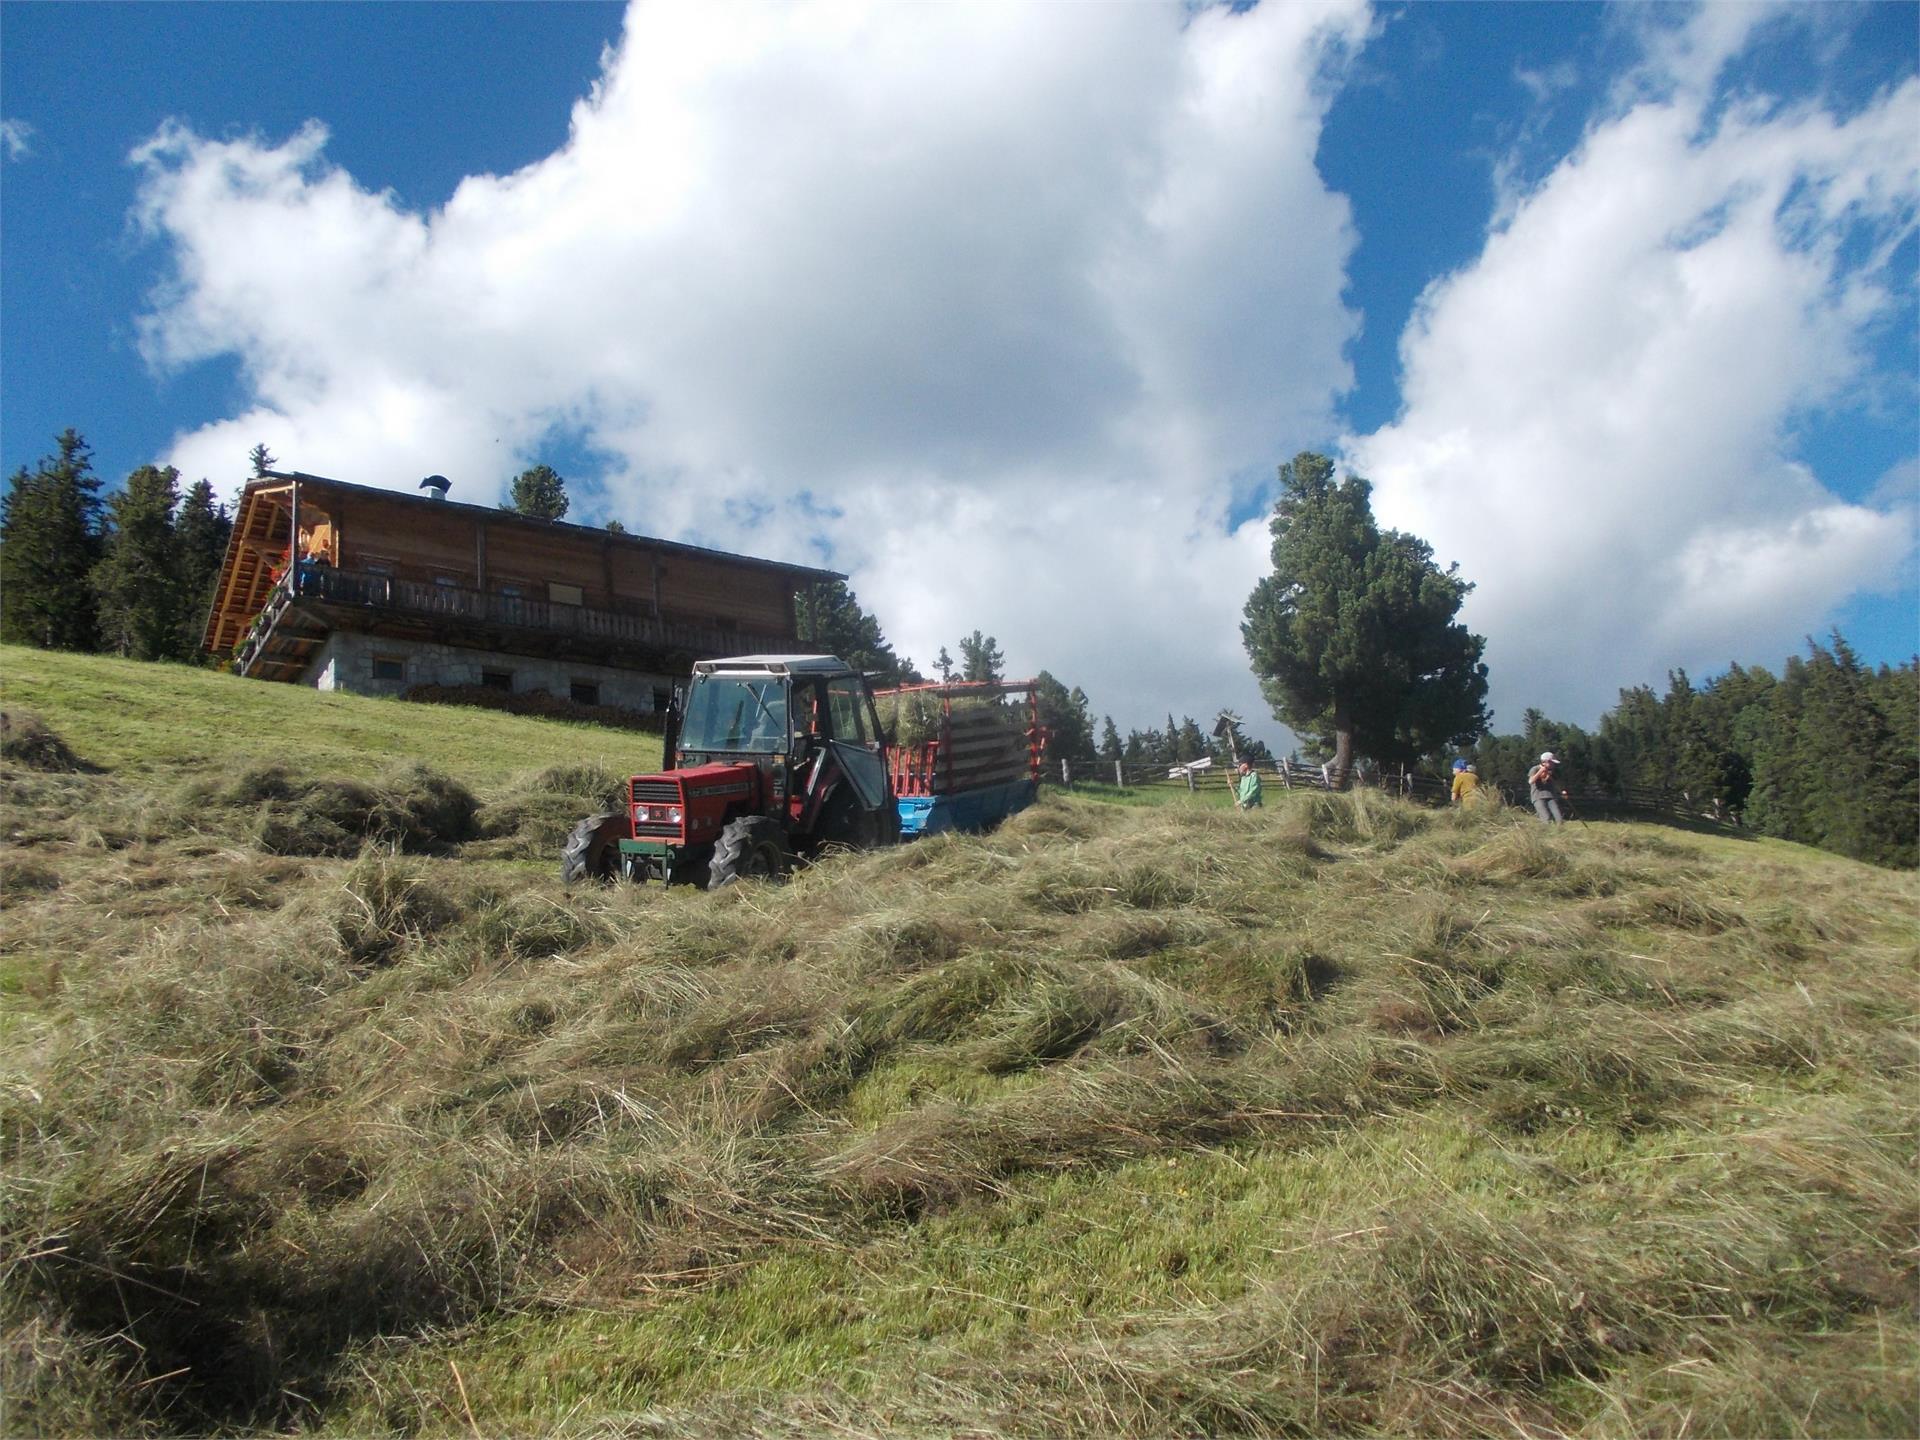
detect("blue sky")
[3,1,1914,743]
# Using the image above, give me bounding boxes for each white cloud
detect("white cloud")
[133,0,1371,744]
[1,119,34,161]
[1349,8,1918,724]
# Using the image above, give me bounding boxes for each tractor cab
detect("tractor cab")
[563,655,900,889]
[671,656,894,821]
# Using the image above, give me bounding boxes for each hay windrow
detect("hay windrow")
[3,753,1915,1436]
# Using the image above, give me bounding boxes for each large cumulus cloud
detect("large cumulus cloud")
[1350,6,1917,724]
[134,0,1371,739]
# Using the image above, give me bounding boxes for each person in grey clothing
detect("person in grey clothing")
[1528,751,1568,824]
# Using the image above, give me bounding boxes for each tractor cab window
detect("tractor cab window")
[826,676,868,743]
[681,676,788,754]
[792,680,828,748]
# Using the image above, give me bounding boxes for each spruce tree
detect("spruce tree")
[959,630,1005,683]
[793,578,913,683]
[174,479,233,658]
[1176,716,1209,763]
[504,464,570,521]
[1098,716,1123,763]
[1033,672,1097,762]
[0,429,104,650]
[1242,451,1488,784]
[94,465,185,660]
[1795,636,1911,866]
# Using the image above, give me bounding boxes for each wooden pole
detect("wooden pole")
[1114,759,1124,787]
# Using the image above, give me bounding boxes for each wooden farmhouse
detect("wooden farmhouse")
[202,472,840,712]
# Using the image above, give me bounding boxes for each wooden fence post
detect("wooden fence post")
[1279,757,1292,789]
[1061,757,1071,787]
[1186,766,1196,794]
[1114,759,1124,787]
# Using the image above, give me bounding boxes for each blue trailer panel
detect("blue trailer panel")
[897,777,1037,838]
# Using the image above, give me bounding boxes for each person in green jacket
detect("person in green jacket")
[1235,758,1263,810]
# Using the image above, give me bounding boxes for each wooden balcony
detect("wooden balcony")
[235,565,795,682]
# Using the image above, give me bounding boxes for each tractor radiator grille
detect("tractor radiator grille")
[630,777,684,839]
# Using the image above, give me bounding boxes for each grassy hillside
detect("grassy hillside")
[2,650,1915,1438]
[0,645,662,781]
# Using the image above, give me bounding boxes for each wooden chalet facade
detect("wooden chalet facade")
[203,472,839,711]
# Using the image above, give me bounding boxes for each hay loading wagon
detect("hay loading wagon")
[562,655,1047,889]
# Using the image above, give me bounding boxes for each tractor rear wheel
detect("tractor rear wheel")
[561,811,625,886]
[819,784,901,852]
[707,815,792,890]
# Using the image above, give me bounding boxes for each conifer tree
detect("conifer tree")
[959,630,1005,683]
[1243,451,1488,784]
[793,578,914,683]
[1033,672,1097,762]
[94,465,185,660]
[504,464,570,521]
[249,442,278,478]
[0,429,104,650]
[174,479,232,658]
[1098,716,1123,763]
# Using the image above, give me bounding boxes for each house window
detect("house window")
[372,655,405,682]
[548,582,584,606]
[363,558,395,577]
[497,582,524,599]
[570,680,600,707]
[434,574,461,588]
[481,670,514,692]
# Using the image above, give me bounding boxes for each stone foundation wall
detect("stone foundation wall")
[301,632,674,712]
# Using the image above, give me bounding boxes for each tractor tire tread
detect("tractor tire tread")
[561,810,625,886]
[707,815,792,890]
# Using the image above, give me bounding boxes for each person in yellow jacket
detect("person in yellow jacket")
[1450,758,1481,806]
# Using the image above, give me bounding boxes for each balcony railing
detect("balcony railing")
[234,564,792,678]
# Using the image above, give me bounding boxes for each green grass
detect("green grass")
[2,649,1915,1438]
[0,644,660,782]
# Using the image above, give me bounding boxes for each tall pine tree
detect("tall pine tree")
[174,479,232,659]
[94,465,185,660]
[1,429,104,651]
[504,464,570,521]
[793,578,914,683]
[1032,672,1097,763]
[959,630,1005,683]
[1243,452,1488,784]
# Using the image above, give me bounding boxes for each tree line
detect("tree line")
[1463,637,1916,868]
[1236,449,1914,870]
[1,430,232,661]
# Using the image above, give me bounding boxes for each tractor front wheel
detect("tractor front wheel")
[707,815,792,890]
[561,811,625,886]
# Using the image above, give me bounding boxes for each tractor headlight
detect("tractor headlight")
[635,804,683,825]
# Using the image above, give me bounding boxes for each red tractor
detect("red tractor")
[562,655,902,889]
